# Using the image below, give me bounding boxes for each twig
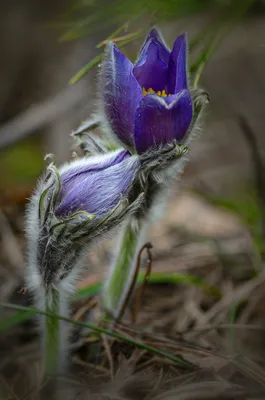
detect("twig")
[101,334,114,380]
[72,355,109,374]
[117,242,153,322]
[131,244,153,323]
[97,30,142,47]
[0,374,20,400]
[19,377,50,400]
[73,297,98,321]
[238,115,265,257]
[194,269,265,326]
[233,356,265,386]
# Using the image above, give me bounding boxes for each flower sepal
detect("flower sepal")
[139,142,188,173]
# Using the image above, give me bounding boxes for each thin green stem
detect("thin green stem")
[0,302,193,369]
[44,288,60,375]
[70,29,143,84]
[103,220,142,320]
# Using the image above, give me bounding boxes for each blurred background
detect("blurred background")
[1,0,265,397]
[0,0,264,195]
[0,0,265,209]
[1,0,264,269]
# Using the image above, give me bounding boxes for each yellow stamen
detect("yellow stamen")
[142,87,171,97]
[142,88,155,96]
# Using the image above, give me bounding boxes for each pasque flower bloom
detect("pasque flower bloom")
[101,28,193,154]
[55,150,138,219]
[26,150,143,289]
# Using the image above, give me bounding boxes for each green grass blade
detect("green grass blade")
[70,29,143,84]
[96,22,129,48]
[69,53,103,84]
[145,272,221,299]
[0,302,194,369]
[0,310,35,330]
[77,271,221,299]
[0,272,221,331]
[75,281,102,299]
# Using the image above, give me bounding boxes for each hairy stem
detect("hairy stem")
[44,288,61,375]
[103,220,143,320]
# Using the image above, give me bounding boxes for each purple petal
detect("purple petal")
[60,150,130,194]
[56,152,139,218]
[167,34,188,94]
[101,43,142,148]
[133,40,168,92]
[136,27,170,65]
[134,90,193,154]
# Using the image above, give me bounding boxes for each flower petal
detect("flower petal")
[56,151,139,218]
[136,27,170,65]
[134,90,193,154]
[167,34,188,94]
[101,42,142,148]
[59,150,130,194]
[133,40,168,92]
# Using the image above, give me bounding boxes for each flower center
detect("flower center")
[142,88,171,97]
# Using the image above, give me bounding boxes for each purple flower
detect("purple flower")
[26,149,143,289]
[55,150,139,219]
[101,28,193,155]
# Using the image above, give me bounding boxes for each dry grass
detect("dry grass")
[1,194,265,399]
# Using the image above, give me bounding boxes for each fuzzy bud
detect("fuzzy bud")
[26,150,144,292]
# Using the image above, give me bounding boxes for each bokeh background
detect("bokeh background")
[1,0,265,398]
[1,0,264,268]
[1,1,265,213]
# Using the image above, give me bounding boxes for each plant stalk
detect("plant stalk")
[44,288,61,375]
[103,219,143,320]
